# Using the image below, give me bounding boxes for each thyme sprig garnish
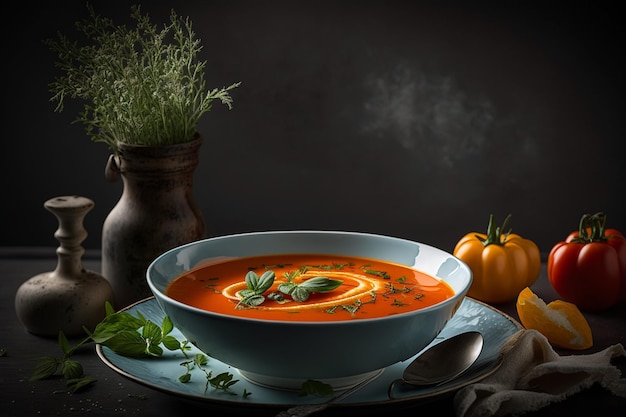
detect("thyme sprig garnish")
[382,282,413,298]
[208,372,241,395]
[202,277,221,293]
[179,354,247,396]
[391,299,409,307]
[360,265,391,279]
[179,353,207,383]
[325,291,377,316]
[263,263,293,269]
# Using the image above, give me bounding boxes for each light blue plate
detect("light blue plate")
[96,297,521,412]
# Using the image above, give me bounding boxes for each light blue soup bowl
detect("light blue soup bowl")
[147,230,472,390]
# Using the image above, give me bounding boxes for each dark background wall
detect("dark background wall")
[2,0,624,258]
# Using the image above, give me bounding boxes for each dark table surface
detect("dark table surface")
[2,248,625,417]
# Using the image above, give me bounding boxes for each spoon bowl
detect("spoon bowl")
[402,331,484,386]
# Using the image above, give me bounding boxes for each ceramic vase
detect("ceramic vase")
[15,195,114,337]
[102,135,206,308]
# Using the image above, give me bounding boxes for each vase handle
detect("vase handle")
[105,154,120,182]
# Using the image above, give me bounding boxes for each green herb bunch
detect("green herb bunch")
[45,3,240,151]
[30,301,192,392]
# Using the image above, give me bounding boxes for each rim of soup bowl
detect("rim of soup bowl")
[146,230,472,325]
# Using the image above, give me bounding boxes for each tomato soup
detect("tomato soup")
[165,254,455,322]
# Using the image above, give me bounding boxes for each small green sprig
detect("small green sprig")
[382,282,412,298]
[207,372,240,395]
[325,291,377,316]
[360,265,391,279]
[179,355,243,395]
[179,353,209,383]
[29,331,97,393]
[299,379,334,397]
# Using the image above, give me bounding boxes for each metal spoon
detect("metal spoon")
[401,330,484,386]
[275,331,484,417]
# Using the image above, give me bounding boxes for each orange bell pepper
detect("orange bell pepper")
[453,214,541,304]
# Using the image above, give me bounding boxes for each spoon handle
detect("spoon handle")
[275,403,328,417]
[275,374,377,417]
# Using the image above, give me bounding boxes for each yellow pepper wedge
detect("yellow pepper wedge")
[453,214,541,304]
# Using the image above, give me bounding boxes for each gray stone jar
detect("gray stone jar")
[102,135,206,308]
[15,196,114,337]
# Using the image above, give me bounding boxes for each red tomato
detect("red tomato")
[604,228,626,302]
[548,213,626,312]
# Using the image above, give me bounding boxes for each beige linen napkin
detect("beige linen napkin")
[453,329,626,417]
